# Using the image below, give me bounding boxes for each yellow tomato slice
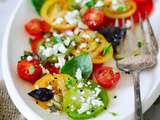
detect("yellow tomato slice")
[40,0,76,30]
[72,31,113,64]
[103,0,137,19]
[92,43,113,64]
[32,74,71,109]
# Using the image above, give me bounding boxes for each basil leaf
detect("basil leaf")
[60,53,93,79]
[103,43,112,55]
[85,0,95,8]
[32,0,45,15]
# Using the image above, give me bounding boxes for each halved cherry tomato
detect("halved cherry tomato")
[44,62,59,74]
[17,59,42,83]
[94,66,120,89]
[134,0,147,4]
[25,19,50,36]
[82,8,105,30]
[31,35,44,55]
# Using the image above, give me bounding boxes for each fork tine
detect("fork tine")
[145,14,159,55]
[115,18,119,27]
[122,17,125,28]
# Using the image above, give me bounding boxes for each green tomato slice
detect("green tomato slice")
[63,81,109,119]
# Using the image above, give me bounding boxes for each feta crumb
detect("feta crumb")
[71,96,77,100]
[76,0,82,3]
[95,1,104,7]
[80,96,85,102]
[64,38,71,46]
[46,38,50,42]
[27,56,33,61]
[55,55,66,68]
[77,82,83,88]
[91,99,104,107]
[78,21,88,29]
[79,43,87,49]
[53,17,64,25]
[77,103,90,114]
[76,50,80,54]
[86,111,91,115]
[87,81,91,85]
[75,68,83,80]
[64,10,79,25]
[65,31,74,37]
[47,85,52,90]
[71,41,76,46]
[95,38,100,43]
[58,43,67,53]
[42,47,53,57]
[74,28,81,35]
[82,33,90,39]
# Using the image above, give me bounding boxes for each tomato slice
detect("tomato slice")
[94,66,120,89]
[17,59,42,83]
[82,8,105,30]
[31,35,44,55]
[25,19,50,36]
[44,62,59,74]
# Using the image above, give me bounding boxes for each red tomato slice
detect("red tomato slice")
[94,66,120,89]
[82,8,105,30]
[31,35,44,55]
[44,62,59,74]
[17,59,42,83]
[25,19,51,36]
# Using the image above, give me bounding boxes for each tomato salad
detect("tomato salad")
[17,0,153,119]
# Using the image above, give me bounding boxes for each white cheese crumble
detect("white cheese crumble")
[125,20,132,28]
[75,68,83,80]
[53,17,64,25]
[71,41,76,46]
[79,43,87,49]
[76,0,82,3]
[95,1,104,7]
[95,38,100,43]
[71,96,77,100]
[40,64,50,74]
[46,38,50,42]
[64,10,79,25]
[77,82,83,88]
[64,37,71,46]
[78,21,88,29]
[47,85,52,90]
[77,103,90,114]
[35,85,39,89]
[55,55,66,68]
[91,99,104,107]
[82,33,90,39]
[65,31,74,37]
[57,43,67,54]
[74,28,81,35]
[27,56,33,61]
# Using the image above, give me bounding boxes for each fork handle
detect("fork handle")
[132,72,143,120]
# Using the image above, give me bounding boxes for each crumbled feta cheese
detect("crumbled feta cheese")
[55,55,66,68]
[27,56,33,61]
[64,38,71,46]
[77,103,90,114]
[82,33,90,39]
[79,43,87,49]
[71,41,76,46]
[57,43,67,53]
[64,10,79,25]
[40,64,50,74]
[39,46,45,50]
[74,28,81,35]
[42,47,54,57]
[91,99,104,107]
[95,87,101,96]
[95,1,104,7]
[35,85,39,89]
[65,31,74,37]
[53,17,64,25]
[87,81,91,85]
[80,96,85,102]
[47,85,52,90]
[75,68,83,80]
[78,21,88,29]
[76,0,82,3]
[95,38,100,43]
[86,111,91,115]
[46,38,50,42]
[71,96,77,100]
[76,50,80,54]
[77,82,83,88]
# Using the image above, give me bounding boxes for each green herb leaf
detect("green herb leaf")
[60,53,93,80]
[32,0,45,15]
[53,36,61,44]
[20,51,33,60]
[103,43,112,56]
[85,0,95,8]
[137,41,142,48]
[117,5,128,12]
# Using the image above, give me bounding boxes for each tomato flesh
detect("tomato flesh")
[94,66,120,89]
[25,19,50,36]
[82,8,105,30]
[17,59,42,83]
[45,62,59,74]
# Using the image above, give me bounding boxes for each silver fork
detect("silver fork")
[115,15,158,120]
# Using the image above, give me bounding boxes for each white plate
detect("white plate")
[1,0,160,120]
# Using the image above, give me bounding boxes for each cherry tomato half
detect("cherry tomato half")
[17,59,43,83]
[82,8,105,30]
[44,62,60,74]
[25,19,50,36]
[94,66,120,89]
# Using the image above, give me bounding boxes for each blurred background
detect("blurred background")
[0,0,159,120]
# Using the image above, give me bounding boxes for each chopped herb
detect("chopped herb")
[44,32,52,39]
[137,41,142,48]
[85,0,95,8]
[110,112,118,116]
[117,5,128,12]
[20,51,33,60]
[103,43,112,55]
[53,36,61,44]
